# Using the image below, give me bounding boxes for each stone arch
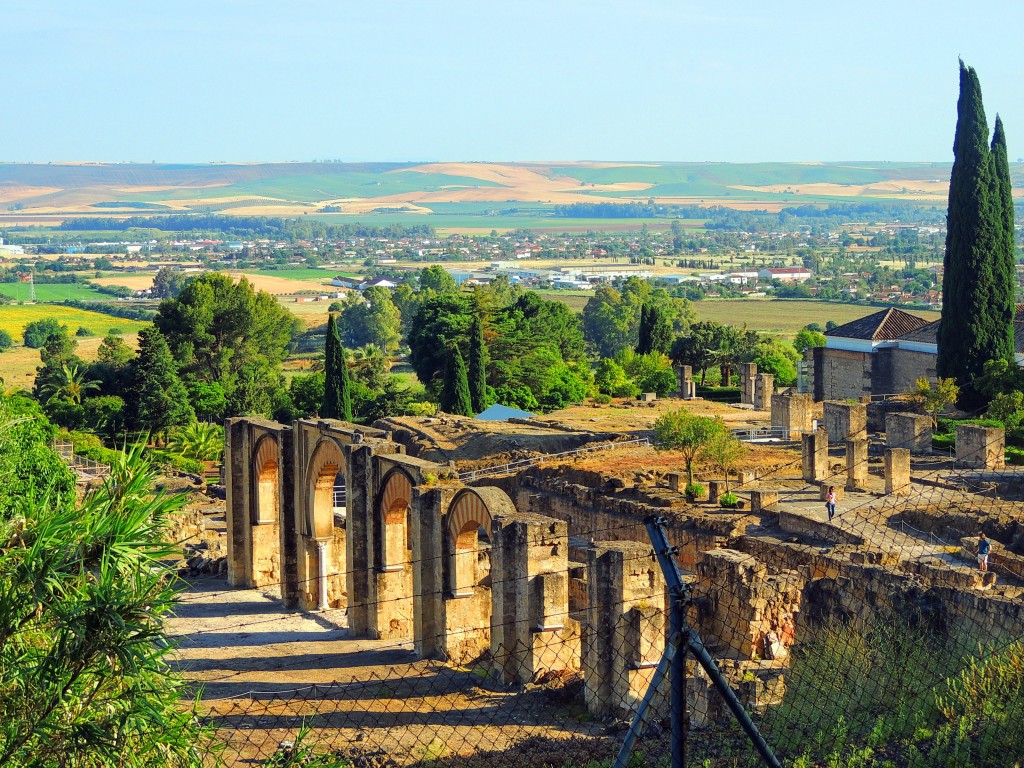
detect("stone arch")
[447,487,515,597]
[251,435,279,525]
[305,438,345,540]
[376,467,415,572]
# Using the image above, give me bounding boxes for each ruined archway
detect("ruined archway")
[447,487,498,597]
[252,436,279,525]
[299,438,347,610]
[371,467,416,640]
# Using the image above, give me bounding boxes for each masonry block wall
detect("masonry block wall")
[583,541,667,720]
[956,425,1005,469]
[801,428,829,482]
[823,401,867,443]
[771,393,814,438]
[885,412,932,455]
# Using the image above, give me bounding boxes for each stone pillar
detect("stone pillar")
[885,412,932,455]
[771,393,814,439]
[845,439,868,491]
[750,490,778,512]
[225,418,250,587]
[707,480,725,504]
[956,425,1005,469]
[754,373,774,411]
[346,444,377,637]
[801,428,828,482]
[676,365,697,400]
[823,401,868,443]
[584,541,667,720]
[741,363,757,405]
[413,488,447,659]
[491,512,581,686]
[279,428,300,609]
[666,472,682,492]
[884,448,910,496]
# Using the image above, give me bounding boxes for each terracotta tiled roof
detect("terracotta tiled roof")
[824,308,930,341]
[897,320,939,345]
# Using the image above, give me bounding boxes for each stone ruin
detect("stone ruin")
[220,406,1024,730]
[741,363,775,410]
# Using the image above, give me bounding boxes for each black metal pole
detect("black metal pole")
[644,515,782,768]
[670,585,685,768]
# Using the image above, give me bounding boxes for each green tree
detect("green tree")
[88,333,135,397]
[909,376,960,426]
[439,346,473,416]
[151,265,191,298]
[583,279,694,359]
[165,421,224,462]
[337,287,402,353]
[419,265,457,294]
[793,328,827,354]
[289,371,326,418]
[22,318,65,349]
[153,273,298,415]
[595,357,638,398]
[127,327,194,436]
[937,61,1013,407]
[0,329,12,352]
[654,408,727,486]
[408,292,476,385]
[618,349,677,396]
[322,315,353,421]
[36,362,100,405]
[636,302,673,355]
[468,311,489,413]
[670,321,723,385]
[704,425,747,492]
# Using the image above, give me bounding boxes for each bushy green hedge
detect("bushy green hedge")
[60,430,124,466]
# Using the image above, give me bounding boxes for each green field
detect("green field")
[692,299,940,336]
[249,268,341,280]
[0,282,111,303]
[0,304,149,343]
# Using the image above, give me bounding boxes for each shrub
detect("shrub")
[684,482,705,498]
[1006,446,1024,465]
[0,328,13,352]
[720,491,739,508]
[592,393,612,405]
[75,326,94,337]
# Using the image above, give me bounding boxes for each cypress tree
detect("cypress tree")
[440,346,473,416]
[636,303,653,354]
[991,114,1017,341]
[649,304,674,355]
[322,315,353,421]
[468,312,488,414]
[937,61,1011,406]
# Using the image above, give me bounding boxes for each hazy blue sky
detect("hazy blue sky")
[5,1,1023,163]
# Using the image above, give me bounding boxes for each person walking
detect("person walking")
[825,486,837,522]
[978,532,991,572]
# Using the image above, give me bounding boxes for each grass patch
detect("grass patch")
[0,283,110,302]
[693,299,939,337]
[0,304,148,344]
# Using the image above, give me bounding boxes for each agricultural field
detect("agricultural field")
[92,271,335,295]
[0,304,148,343]
[0,281,112,303]
[0,332,140,391]
[692,299,940,336]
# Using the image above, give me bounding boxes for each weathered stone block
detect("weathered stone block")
[819,483,844,501]
[750,490,779,512]
[956,425,1005,469]
[884,448,910,496]
[823,401,868,442]
[845,439,868,491]
[801,429,828,482]
[885,412,932,455]
[741,363,758,405]
[638,392,657,402]
[754,373,774,411]
[708,479,725,504]
[771,393,814,438]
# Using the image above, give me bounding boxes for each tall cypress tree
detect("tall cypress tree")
[440,346,473,416]
[322,315,353,421]
[636,303,653,354]
[991,114,1017,338]
[648,304,674,355]
[937,61,1011,406]
[468,313,488,414]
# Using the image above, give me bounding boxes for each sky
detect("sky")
[4,0,1024,164]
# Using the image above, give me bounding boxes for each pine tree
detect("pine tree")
[440,346,473,416]
[129,327,194,436]
[937,61,1012,406]
[636,303,653,354]
[322,315,353,421]
[468,312,488,414]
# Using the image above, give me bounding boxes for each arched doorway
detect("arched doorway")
[301,438,347,611]
[447,488,494,598]
[248,436,280,587]
[373,468,416,640]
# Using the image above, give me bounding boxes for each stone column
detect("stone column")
[955,425,1005,469]
[225,418,250,587]
[707,480,725,504]
[754,373,774,410]
[801,428,828,482]
[491,512,581,686]
[845,438,868,491]
[346,444,377,637]
[584,541,667,720]
[741,363,758,405]
[884,448,910,496]
[750,490,779,512]
[279,427,300,609]
[676,364,697,400]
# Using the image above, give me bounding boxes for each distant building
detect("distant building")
[759,267,812,282]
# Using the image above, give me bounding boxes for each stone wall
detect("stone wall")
[885,412,932,455]
[956,425,1005,469]
[771,393,814,437]
[823,401,867,442]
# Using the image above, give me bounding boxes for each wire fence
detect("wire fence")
[171,415,1024,768]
